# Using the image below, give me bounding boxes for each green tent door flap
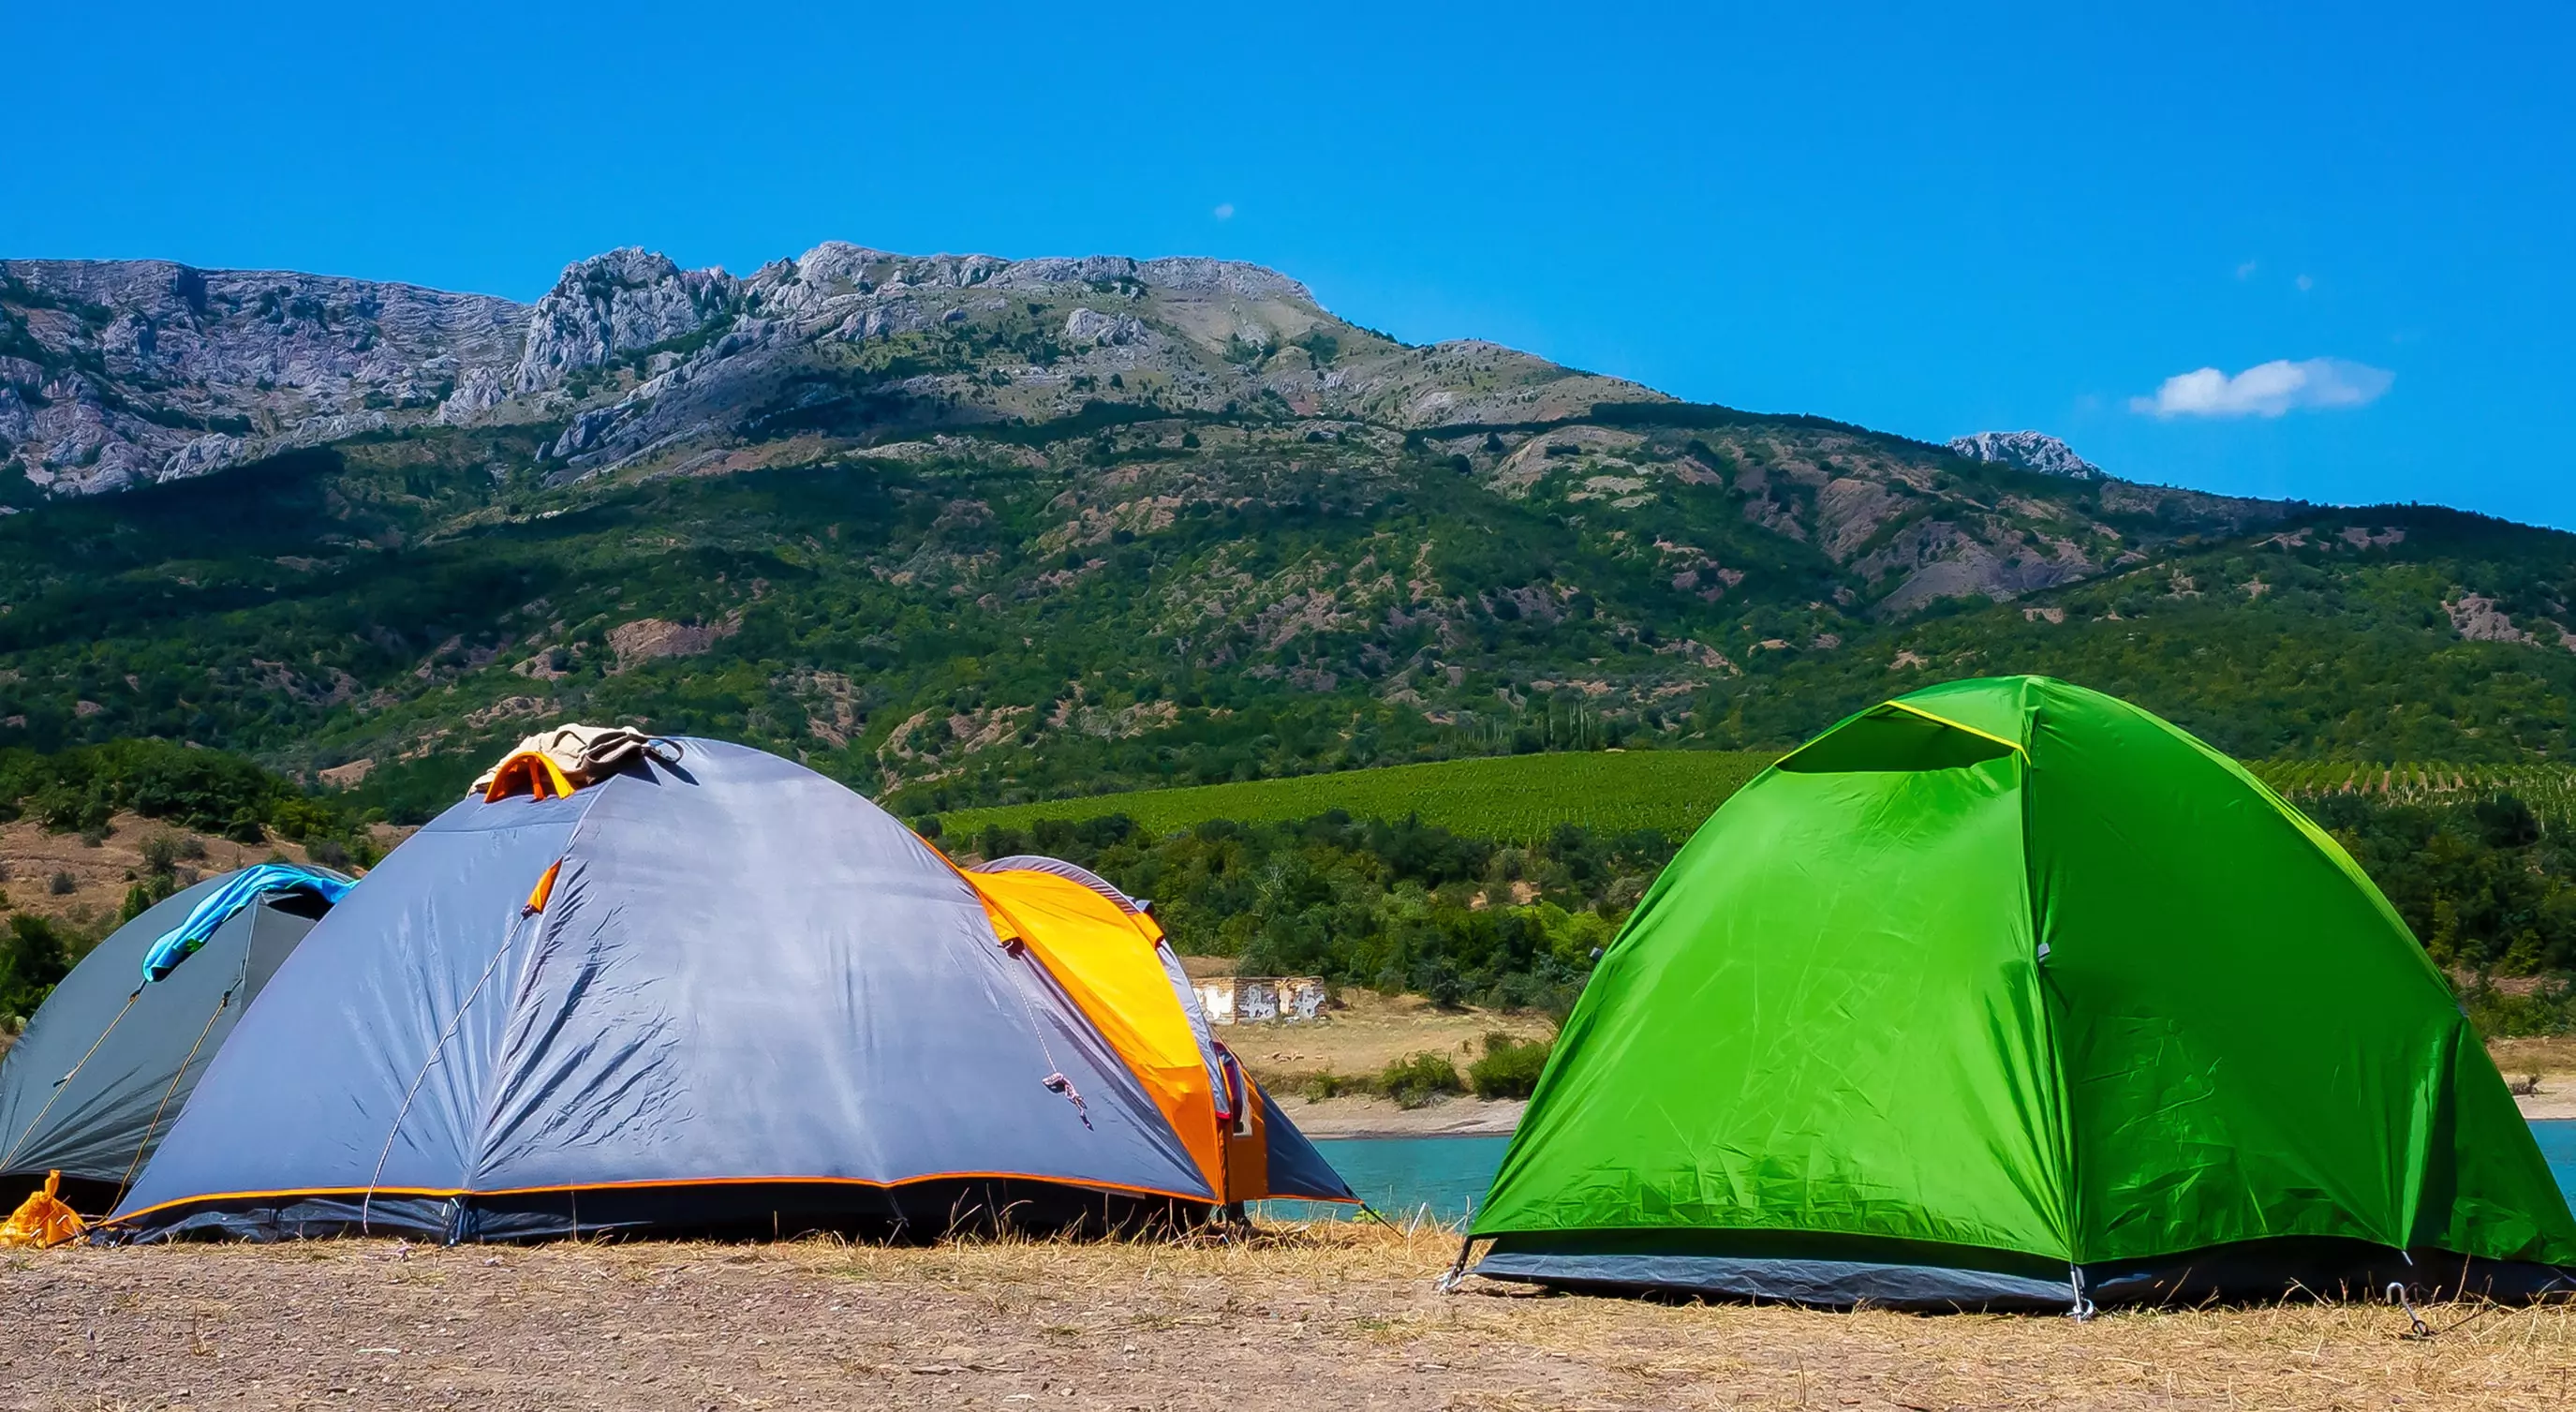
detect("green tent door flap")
[1470,676,2576,1310]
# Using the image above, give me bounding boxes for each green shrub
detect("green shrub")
[0,740,372,856]
[1297,1070,1355,1103]
[0,914,73,1020]
[1467,1032,1554,1099]
[2461,974,2576,1037]
[118,878,175,923]
[1378,1051,1465,1109]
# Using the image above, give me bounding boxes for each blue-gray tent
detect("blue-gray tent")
[0,867,349,1215]
[105,736,1348,1241]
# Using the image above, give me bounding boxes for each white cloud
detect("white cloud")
[2235,260,2258,280]
[1211,202,1236,220]
[2295,273,2315,292]
[2128,358,2394,419]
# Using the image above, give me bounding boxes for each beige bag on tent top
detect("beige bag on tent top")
[471,724,675,799]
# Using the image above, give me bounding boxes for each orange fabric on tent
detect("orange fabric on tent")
[1222,1072,1270,1204]
[0,1171,85,1248]
[522,860,563,914]
[963,869,1230,1198]
[482,751,577,802]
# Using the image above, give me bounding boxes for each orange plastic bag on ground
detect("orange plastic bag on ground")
[0,1171,86,1249]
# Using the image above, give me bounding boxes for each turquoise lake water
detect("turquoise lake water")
[1279,1120,2576,1226]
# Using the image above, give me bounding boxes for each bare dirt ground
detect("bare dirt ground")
[1218,989,1555,1078]
[4,1226,2572,1411]
[1171,961,1552,1077]
[0,814,322,934]
[1213,988,1550,1137]
[1286,1093,1526,1138]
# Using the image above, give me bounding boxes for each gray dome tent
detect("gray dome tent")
[0,869,348,1215]
[103,737,1347,1241]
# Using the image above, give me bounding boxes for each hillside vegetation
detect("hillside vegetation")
[11,245,2576,828]
[8,242,2576,1030]
[3,736,2575,1036]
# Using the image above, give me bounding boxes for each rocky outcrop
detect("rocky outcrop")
[1947,430,2104,481]
[1858,518,2097,616]
[2445,594,2541,646]
[1063,307,1143,346]
[162,433,243,481]
[435,364,507,424]
[510,248,736,394]
[0,258,522,494]
[607,616,740,669]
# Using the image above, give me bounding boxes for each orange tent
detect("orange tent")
[960,856,1342,1207]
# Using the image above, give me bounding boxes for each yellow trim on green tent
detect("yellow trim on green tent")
[1880,699,2028,755]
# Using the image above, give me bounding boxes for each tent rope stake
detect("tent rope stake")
[2387,1283,2433,1338]
[1437,1236,1476,1293]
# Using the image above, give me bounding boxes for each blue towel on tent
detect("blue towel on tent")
[141,863,355,983]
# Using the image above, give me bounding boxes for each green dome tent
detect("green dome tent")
[1469,676,2576,1309]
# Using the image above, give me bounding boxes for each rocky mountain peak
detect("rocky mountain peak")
[2,240,1666,498]
[1947,430,2104,481]
[510,248,738,394]
[0,257,522,496]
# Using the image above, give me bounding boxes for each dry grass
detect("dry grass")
[0,812,320,930]
[4,1224,2573,1409]
[2492,1035,2576,1079]
[1222,989,1552,1136]
[1230,989,1557,1086]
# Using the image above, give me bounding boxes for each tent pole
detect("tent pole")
[1437,1236,1476,1293]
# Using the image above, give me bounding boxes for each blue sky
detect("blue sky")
[11,3,2569,523]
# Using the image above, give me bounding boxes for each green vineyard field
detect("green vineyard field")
[2249,761,2576,825]
[938,750,2576,848]
[935,749,1779,843]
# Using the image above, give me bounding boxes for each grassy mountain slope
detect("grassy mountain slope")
[4,245,2576,824]
[1697,508,2576,760]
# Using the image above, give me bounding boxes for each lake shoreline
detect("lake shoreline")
[1283,1093,1527,1140]
[2518,1090,2576,1120]
[1296,1093,2576,1130]
[1289,1092,2576,1134]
